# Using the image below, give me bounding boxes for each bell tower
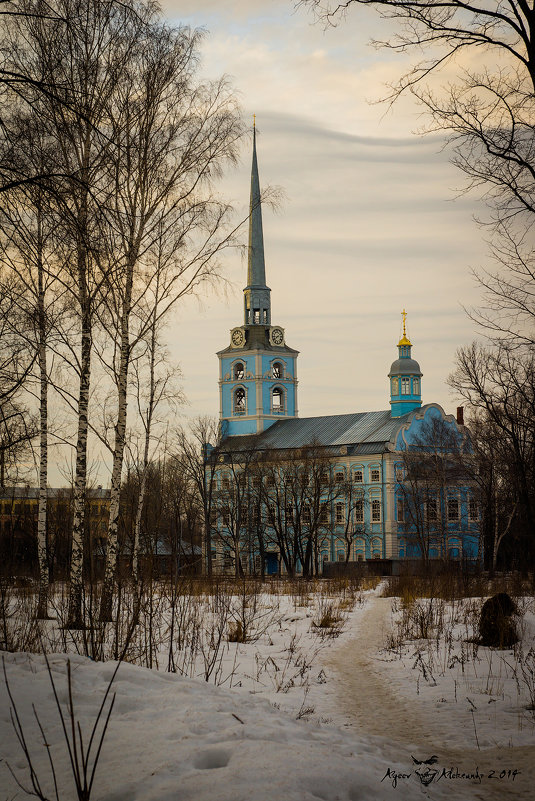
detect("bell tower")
[217,121,298,437]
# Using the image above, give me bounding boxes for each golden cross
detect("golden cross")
[401,309,407,336]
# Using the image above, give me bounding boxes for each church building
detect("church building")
[208,127,480,576]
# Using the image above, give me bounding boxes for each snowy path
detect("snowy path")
[324,595,534,800]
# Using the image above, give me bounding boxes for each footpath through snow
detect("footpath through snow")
[323,592,535,800]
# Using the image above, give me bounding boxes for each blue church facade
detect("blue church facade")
[208,128,479,575]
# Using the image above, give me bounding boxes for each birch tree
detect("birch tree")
[0,121,60,617]
[7,0,153,626]
[96,21,242,620]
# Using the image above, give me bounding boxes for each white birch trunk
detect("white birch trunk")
[67,320,91,627]
[68,184,92,628]
[36,225,49,619]
[133,297,158,584]
[100,260,134,621]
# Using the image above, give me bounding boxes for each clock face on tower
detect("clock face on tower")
[270,326,284,346]
[231,327,245,348]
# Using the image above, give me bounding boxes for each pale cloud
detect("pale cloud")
[47,0,490,484]
[169,110,485,427]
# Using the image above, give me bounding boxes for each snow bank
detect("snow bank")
[0,651,421,801]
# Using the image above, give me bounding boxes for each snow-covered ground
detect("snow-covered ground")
[1,582,534,800]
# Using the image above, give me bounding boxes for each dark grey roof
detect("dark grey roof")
[389,357,422,376]
[219,409,413,454]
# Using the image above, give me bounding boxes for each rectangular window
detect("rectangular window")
[427,498,438,522]
[391,377,399,395]
[413,377,420,394]
[371,499,381,522]
[447,497,459,521]
[396,498,404,523]
[266,475,275,488]
[286,504,293,523]
[353,469,363,483]
[335,471,344,484]
[468,497,478,522]
[320,503,329,524]
[335,502,344,524]
[371,468,380,483]
[320,472,330,486]
[302,504,311,524]
[354,499,364,523]
[253,309,260,323]
[395,466,404,482]
[401,377,410,395]
[337,550,345,562]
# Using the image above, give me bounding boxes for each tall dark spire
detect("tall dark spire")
[244,121,271,326]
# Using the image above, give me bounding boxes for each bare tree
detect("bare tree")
[300,1,535,345]
[20,0,141,628]
[212,443,260,577]
[450,343,535,568]
[395,414,473,562]
[175,416,221,578]
[92,15,242,620]
[256,443,343,577]
[128,279,185,585]
[0,113,66,616]
[0,272,37,486]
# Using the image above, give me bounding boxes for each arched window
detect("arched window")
[233,387,246,415]
[412,377,420,394]
[234,362,244,380]
[272,361,282,379]
[272,386,284,413]
[391,377,399,395]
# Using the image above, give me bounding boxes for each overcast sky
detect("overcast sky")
[49,0,491,483]
[157,0,487,428]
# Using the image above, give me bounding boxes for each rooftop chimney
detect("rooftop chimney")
[456,407,464,426]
